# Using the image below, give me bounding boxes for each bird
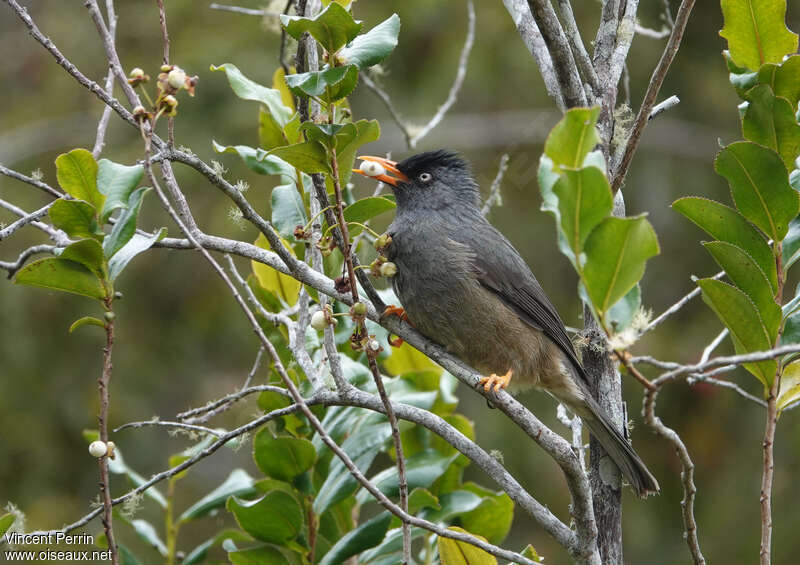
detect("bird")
[353,149,659,497]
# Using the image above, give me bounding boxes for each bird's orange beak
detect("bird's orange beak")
[353,156,410,187]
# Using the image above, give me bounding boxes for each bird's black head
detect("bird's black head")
[393,150,481,211]
[354,150,481,213]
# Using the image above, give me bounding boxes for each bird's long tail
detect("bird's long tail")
[569,393,660,498]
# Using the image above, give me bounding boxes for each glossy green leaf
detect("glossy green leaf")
[458,483,514,544]
[260,106,287,150]
[227,490,303,543]
[179,468,257,523]
[703,241,780,337]
[319,512,391,565]
[314,421,392,515]
[228,545,292,565]
[212,141,296,180]
[778,362,800,410]
[384,341,442,376]
[582,215,660,316]
[698,278,777,386]
[271,183,307,240]
[180,530,251,565]
[343,196,396,224]
[211,63,292,128]
[253,431,316,481]
[285,65,359,102]
[0,513,15,538]
[131,519,167,556]
[520,545,545,563]
[97,160,144,223]
[61,238,106,278]
[69,316,105,333]
[357,450,459,503]
[335,119,380,185]
[757,55,800,109]
[781,284,800,345]
[742,84,800,169]
[673,196,777,291]
[269,140,331,175]
[715,141,798,241]
[49,199,102,240]
[14,257,106,300]
[543,107,600,171]
[607,284,641,332]
[408,488,440,514]
[281,2,362,54]
[724,50,759,98]
[552,166,613,263]
[107,229,165,281]
[340,14,401,68]
[720,0,798,70]
[252,233,301,307]
[438,527,497,565]
[420,490,482,522]
[55,148,103,211]
[103,186,150,259]
[783,217,800,269]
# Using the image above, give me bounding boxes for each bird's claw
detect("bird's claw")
[478,369,513,393]
[382,304,409,323]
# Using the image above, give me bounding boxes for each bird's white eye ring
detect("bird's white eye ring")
[419,172,432,183]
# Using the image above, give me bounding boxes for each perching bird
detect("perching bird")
[354,149,659,497]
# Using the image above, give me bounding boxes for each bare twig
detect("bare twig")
[155,0,169,65]
[114,419,222,437]
[91,0,118,157]
[0,163,62,198]
[97,297,119,565]
[209,3,278,17]
[407,1,475,148]
[481,153,510,216]
[643,272,724,335]
[649,95,680,120]
[0,244,55,278]
[0,201,55,241]
[176,384,287,423]
[634,23,671,39]
[361,74,413,148]
[687,372,766,406]
[611,0,696,192]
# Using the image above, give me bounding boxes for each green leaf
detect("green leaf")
[103,186,150,259]
[179,468,257,523]
[260,106,287,151]
[14,257,106,300]
[319,512,391,565]
[420,490,482,522]
[118,542,144,565]
[340,14,401,69]
[520,545,545,563]
[408,488,440,514]
[783,217,800,269]
[281,2,362,54]
[715,141,799,241]
[724,50,760,98]
[55,148,104,211]
[285,65,359,102]
[0,513,15,538]
[49,199,102,240]
[607,284,641,332]
[702,241,780,338]
[742,84,800,169]
[458,483,514,545]
[268,141,332,175]
[778,362,800,410]
[781,284,800,345]
[437,527,497,565]
[720,0,798,70]
[698,278,777,386]
[253,431,316,481]
[87,436,167,508]
[757,55,800,110]
[228,545,293,565]
[552,166,613,264]
[384,341,442,376]
[97,160,144,223]
[582,215,660,316]
[69,316,106,333]
[180,530,251,565]
[227,490,303,544]
[673,196,777,292]
[343,196,396,225]
[314,421,392,515]
[61,238,106,278]
[107,229,165,282]
[131,519,167,556]
[543,107,600,171]
[335,119,380,185]
[211,63,292,128]
[252,233,302,307]
[271,183,308,240]
[212,141,296,180]
[357,450,459,503]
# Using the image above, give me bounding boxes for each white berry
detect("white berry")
[359,160,386,177]
[379,261,397,277]
[167,67,187,89]
[311,310,328,330]
[368,339,381,352]
[89,441,108,458]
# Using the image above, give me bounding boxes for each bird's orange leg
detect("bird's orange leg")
[478,369,513,393]
[382,305,411,347]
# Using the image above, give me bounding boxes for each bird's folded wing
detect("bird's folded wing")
[468,229,586,381]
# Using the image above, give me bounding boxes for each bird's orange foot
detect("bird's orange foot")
[382,304,410,323]
[478,369,513,393]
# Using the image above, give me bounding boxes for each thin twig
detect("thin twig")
[0,244,55,278]
[176,384,287,423]
[552,0,599,94]
[687,372,766,406]
[634,23,671,39]
[209,3,278,17]
[361,74,413,148]
[114,419,223,437]
[649,95,680,120]
[0,163,62,198]
[643,272,724,335]
[0,201,55,241]
[408,1,476,148]
[611,0,696,192]
[481,153,510,216]
[92,0,117,158]
[98,296,119,565]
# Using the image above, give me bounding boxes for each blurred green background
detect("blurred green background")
[2,1,800,563]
